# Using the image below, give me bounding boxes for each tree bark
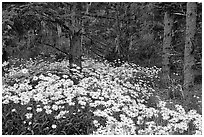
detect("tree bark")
[69,32,82,69]
[162,12,173,88]
[184,2,197,98]
[85,2,91,14]
[56,23,62,47]
[69,4,82,71]
[115,3,121,56]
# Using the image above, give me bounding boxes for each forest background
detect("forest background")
[1,1,202,135]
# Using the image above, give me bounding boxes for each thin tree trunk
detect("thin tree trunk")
[80,2,91,62]
[162,12,173,87]
[184,2,197,98]
[115,3,121,56]
[128,35,133,61]
[57,23,62,37]
[57,23,62,47]
[70,32,82,69]
[85,2,91,14]
[69,4,82,71]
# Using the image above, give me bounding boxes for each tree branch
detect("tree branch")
[81,12,115,20]
[38,41,70,56]
[84,34,113,50]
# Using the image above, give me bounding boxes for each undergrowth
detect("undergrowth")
[2,57,202,135]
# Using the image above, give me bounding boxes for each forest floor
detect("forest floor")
[2,57,202,135]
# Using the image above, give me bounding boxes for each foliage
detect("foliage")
[2,58,202,135]
[2,2,201,69]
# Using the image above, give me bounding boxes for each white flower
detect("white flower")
[13,83,19,89]
[93,120,100,127]
[45,109,52,114]
[27,107,32,111]
[175,104,185,114]
[11,96,19,104]
[25,113,33,119]
[91,92,100,99]
[44,105,51,109]
[194,130,202,135]
[79,100,86,106]
[69,102,75,106]
[162,113,170,120]
[41,99,48,105]
[52,104,58,111]
[21,68,29,74]
[11,109,16,112]
[64,80,74,87]
[39,74,45,80]
[32,76,38,81]
[52,124,57,129]
[62,75,69,79]
[3,99,9,104]
[158,101,166,108]
[137,116,143,125]
[48,73,52,77]
[76,66,81,70]
[33,93,44,102]
[36,108,43,113]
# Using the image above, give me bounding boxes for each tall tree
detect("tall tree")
[162,12,173,87]
[69,3,82,71]
[115,3,121,55]
[184,2,197,98]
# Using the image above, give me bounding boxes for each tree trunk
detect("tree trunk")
[69,32,82,70]
[85,2,91,14]
[128,35,133,61]
[115,3,121,56]
[162,12,173,88]
[57,23,62,37]
[69,4,82,71]
[184,2,197,98]
[56,23,62,47]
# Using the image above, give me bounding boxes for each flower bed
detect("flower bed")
[2,58,202,135]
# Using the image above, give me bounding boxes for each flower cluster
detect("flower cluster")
[2,58,202,135]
